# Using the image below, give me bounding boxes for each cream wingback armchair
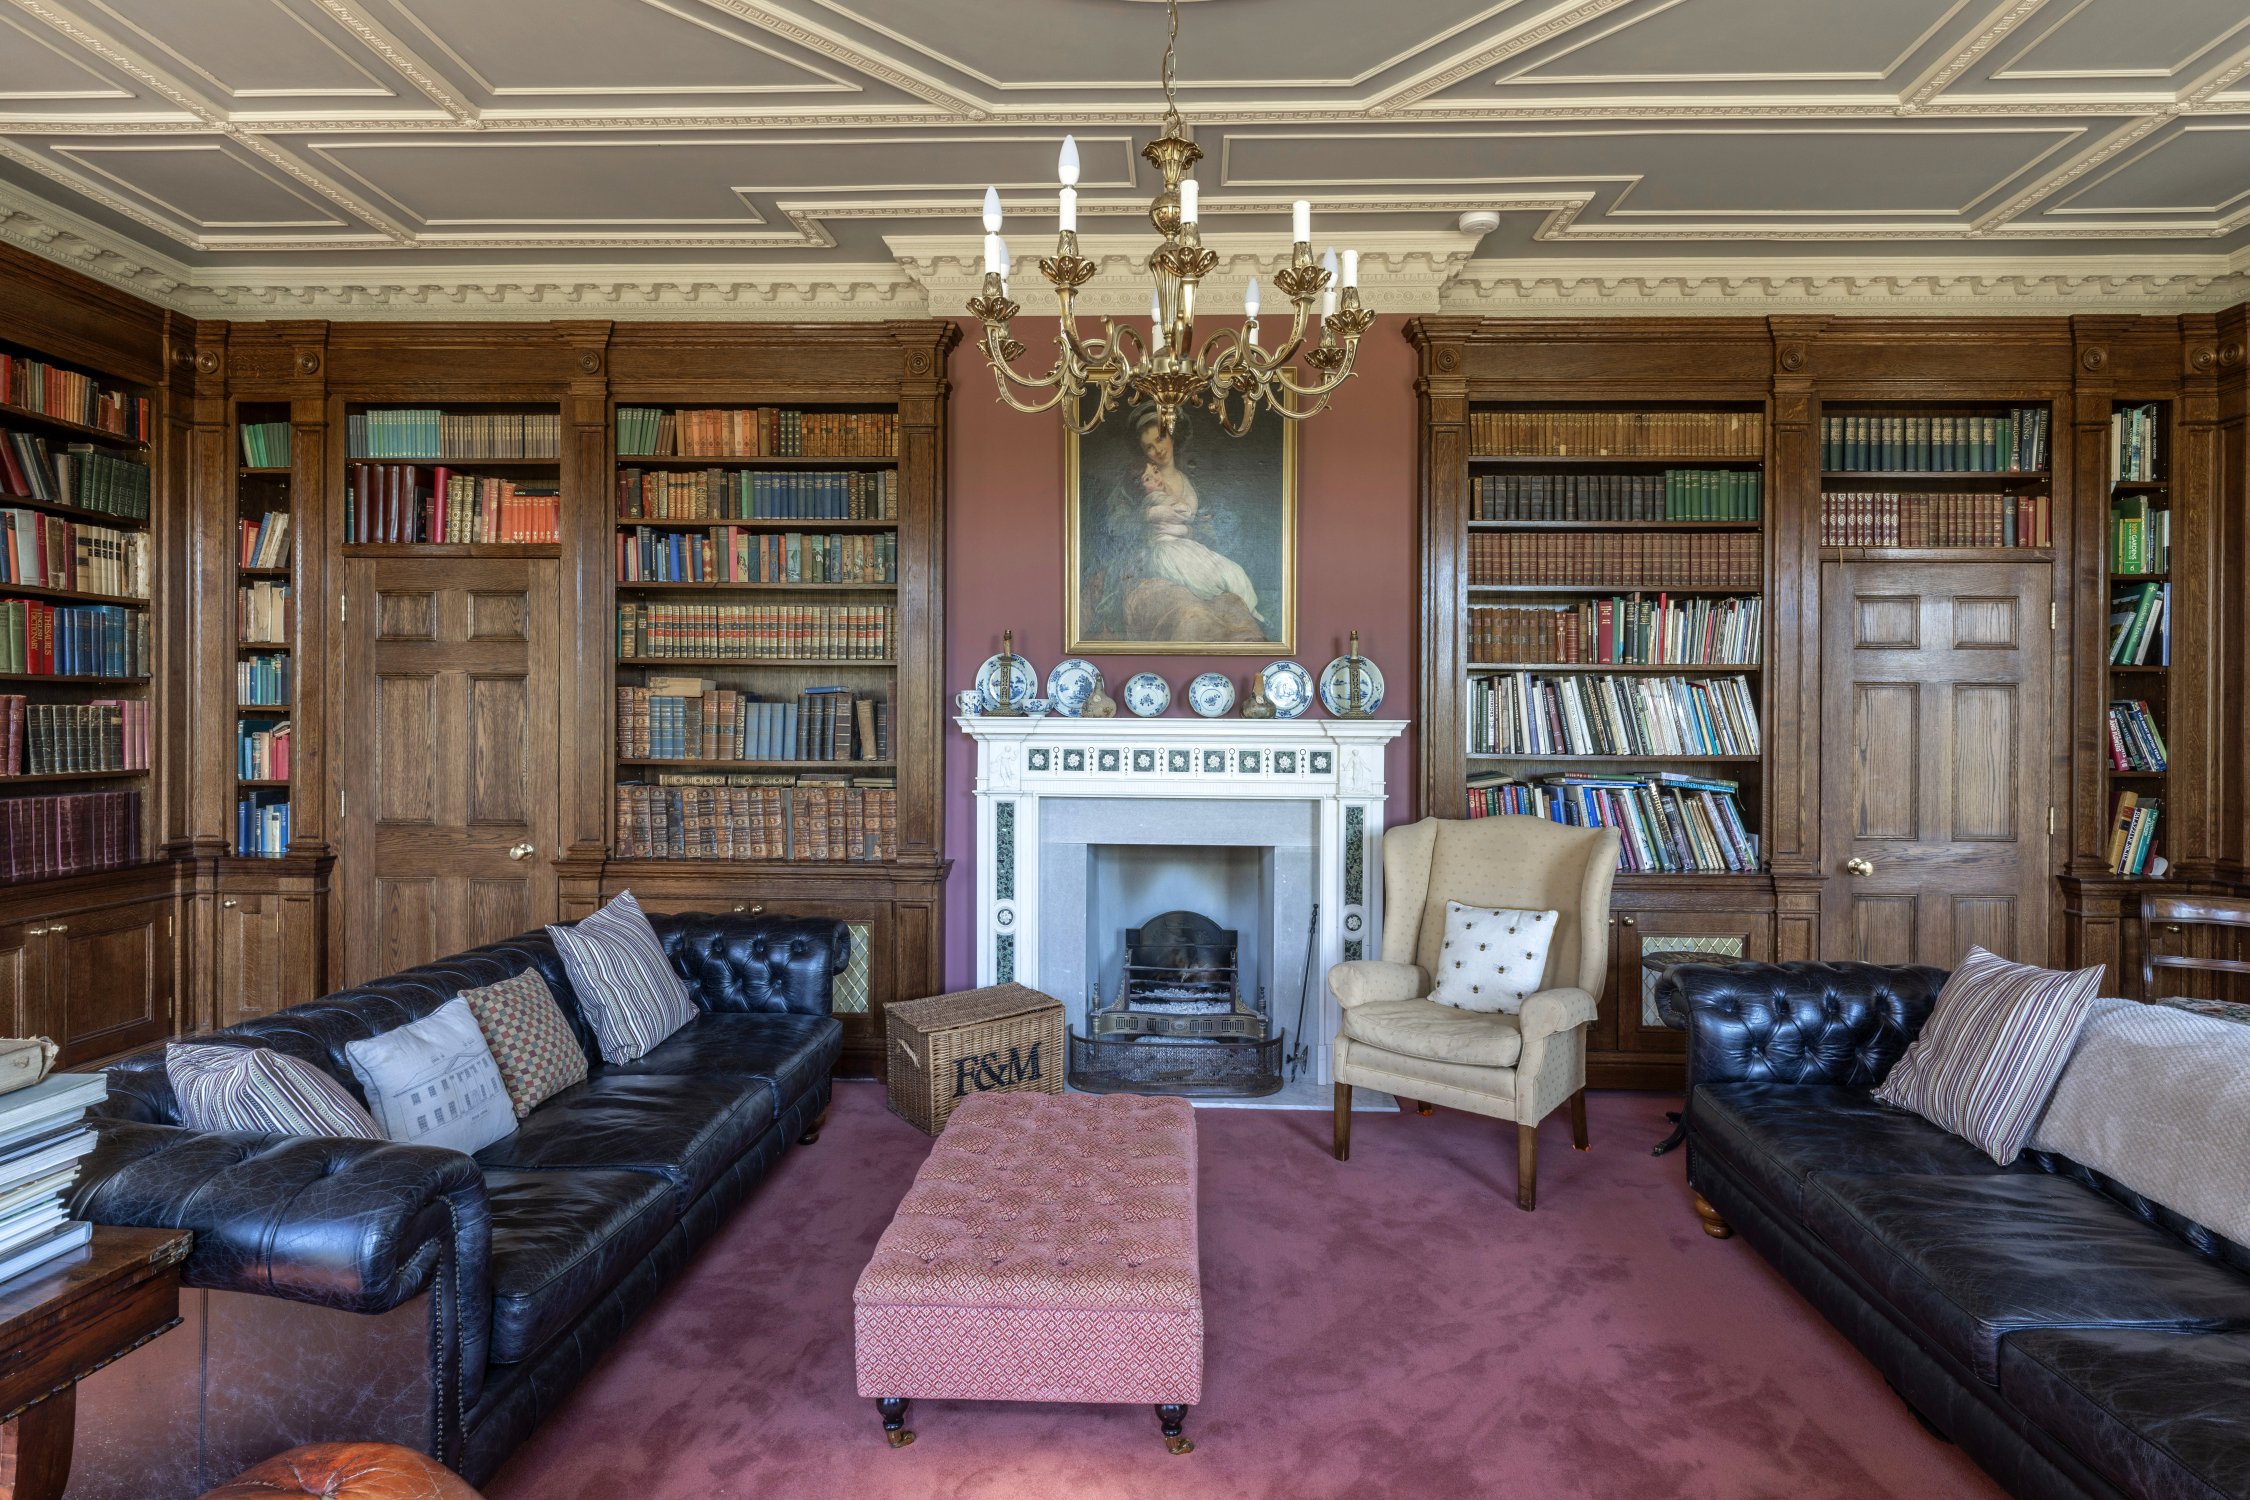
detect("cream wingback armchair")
[1330,815,1619,1210]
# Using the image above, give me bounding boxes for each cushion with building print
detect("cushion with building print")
[1427,901,1558,1016]
[343,997,516,1154]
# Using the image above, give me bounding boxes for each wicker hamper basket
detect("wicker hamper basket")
[885,984,1066,1135]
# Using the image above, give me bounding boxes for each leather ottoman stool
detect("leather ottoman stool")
[852,1091,1204,1453]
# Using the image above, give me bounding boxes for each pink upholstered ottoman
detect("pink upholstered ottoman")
[853,1091,1204,1453]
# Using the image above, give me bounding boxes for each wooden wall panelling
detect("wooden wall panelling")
[2172,317,2222,883]
[2216,309,2250,890]
[890,322,955,864]
[1411,322,1469,820]
[1768,317,1827,961]
[555,322,616,869]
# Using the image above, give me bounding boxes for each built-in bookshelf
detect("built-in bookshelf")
[236,401,293,856]
[611,405,902,865]
[0,336,155,881]
[1457,404,1769,878]
[2103,399,2170,879]
[1817,403,2055,554]
[342,403,561,551]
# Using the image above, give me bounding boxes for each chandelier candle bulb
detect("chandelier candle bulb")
[982,186,1002,233]
[1180,178,1199,226]
[1058,134,1080,186]
[1293,199,1311,243]
[1342,249,1359,290]
[1059,186,1077,233]
[983,232,999,275]
[1245,275,1260,319]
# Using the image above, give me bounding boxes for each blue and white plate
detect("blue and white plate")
[1259,659,1315,719]
[1187,671,1236,718]
[1319,654,1385,716]
[1121,671,1171,717]
[1045,657,1103,717]
[974,651,1038,713]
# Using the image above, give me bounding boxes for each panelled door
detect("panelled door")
[1820,560,2056,967]
[339,558,559,984]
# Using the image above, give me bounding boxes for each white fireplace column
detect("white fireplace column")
[961,717,1408,1086]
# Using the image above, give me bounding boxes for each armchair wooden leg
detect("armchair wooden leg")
[1412,1099,1435,1116]
[1333,1081,1352,1161]
[1570,1088,1589,1151]
[1693,1191,1734,1239]
[1516,1122,1538,1212]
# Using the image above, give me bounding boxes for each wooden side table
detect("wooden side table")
[0,1225,192,1500]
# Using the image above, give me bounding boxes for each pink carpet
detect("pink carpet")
[486,1084,2005,1500]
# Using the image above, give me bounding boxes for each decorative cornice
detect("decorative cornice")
[1446,255,2250,313]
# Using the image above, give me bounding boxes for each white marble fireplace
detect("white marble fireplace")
[961,717,1407,1087]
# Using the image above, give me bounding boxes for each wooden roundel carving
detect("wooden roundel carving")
[1434,346,1460,373]
[2190,345,2218,373]
[2080,346,2108,372]
[909,351,931,375]
[1777,345,1807,372]
[296,351,322,375]
[577,351,602,374]
[193,350,221,375]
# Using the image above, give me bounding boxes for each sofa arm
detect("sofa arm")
[654,912,851,1016]
[1328,960,1427,1009]
[1657,960,1949,1090]
[73,1121,493,1399]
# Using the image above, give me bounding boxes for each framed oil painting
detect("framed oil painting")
[1065,402,1296,655]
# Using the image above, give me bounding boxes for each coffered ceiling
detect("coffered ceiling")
[2,0,2248,318]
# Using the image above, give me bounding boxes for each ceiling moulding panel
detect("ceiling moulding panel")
[887,228,1487,316]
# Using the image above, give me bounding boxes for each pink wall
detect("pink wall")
[941,316,1420,987]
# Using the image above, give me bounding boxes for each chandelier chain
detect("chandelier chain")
[1161,0,1179,122]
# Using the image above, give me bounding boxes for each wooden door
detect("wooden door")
[339,558,559,984]
[44,900,174,1064]
[1820,560,2056,966]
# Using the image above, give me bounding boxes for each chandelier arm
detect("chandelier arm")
[979,326,1082,394]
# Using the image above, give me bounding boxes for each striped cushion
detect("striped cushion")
[167,1042,381,1140]
[547,891,696,1064]
[1874,945,2104,1165]
[460,969,588,1117]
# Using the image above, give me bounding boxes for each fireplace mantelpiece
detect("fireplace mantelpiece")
[960,717,1408,1086]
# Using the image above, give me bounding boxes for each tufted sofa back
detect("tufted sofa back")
[1659,959,1950,1089]
[96,910,848,1126]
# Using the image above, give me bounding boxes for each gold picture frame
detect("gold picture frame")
[1064,404,1297,655]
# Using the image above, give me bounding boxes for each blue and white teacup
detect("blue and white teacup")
[955,689,981,715]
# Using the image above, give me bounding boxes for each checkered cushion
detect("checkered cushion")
[459,969,588,1117]
[547,891,696,1065]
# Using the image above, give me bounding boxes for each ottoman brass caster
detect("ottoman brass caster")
[1157,1403,1193,1455]
[878,1396,914,1447]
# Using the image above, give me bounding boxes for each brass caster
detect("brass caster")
[1415,1100,1435,1116]
[1166,1437,1195,1456]
[887,1429,916,1449]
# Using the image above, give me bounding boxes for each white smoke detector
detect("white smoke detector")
[1458,209,1501,235]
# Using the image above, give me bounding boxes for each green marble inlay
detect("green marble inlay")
[1168,749,1191,774]
[1203,750,1226,773]
[996,933,1016,983]
[1028,748,1050,772]
[1344,805,1365,905]
[1064,748,1086,771]
[1133,748,1157,773]
[1344,938,1365,962]
[995,802,1016,901]
[1311,751,1333,774]
[1275,750,1298,774]
[1098,748,1121,772]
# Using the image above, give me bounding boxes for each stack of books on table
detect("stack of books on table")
[0,1072,105,1285]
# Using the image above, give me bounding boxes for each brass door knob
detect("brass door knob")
[222,899,239,909]
[1844,857,1874,877]
[508,842,536,861]
[1620,916,1636,927]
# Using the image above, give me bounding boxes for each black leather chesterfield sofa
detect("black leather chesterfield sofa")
[66,910,847,1497]
[1658,960,2250,1500]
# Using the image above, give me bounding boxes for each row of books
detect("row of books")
[238,793,290,857]
[1470,410,1763,459]
[2109,583,2170,667]
[237,720,291,782]
[0,1074,108,1290]
[616,683,889,763]
[2110,497,2170,575]
[2113,404,2159,483]
[240,421,292,469]
[1,436,150,521]
[1,352,150,441]
[0,698,149,776]
[239,653,290,707]
[1470,531,1761,589]
[345,467,561,545]
[2,511,151,597]
[616,408,898,459]
[239,512,290,569]
[0,601,149,677]
[1467,772,1760,875]
[1470,672,1761,759]
[1819,491,2055,549]
[616,468,899,522]
[2106,699,2168,773]
[2108,791,2163,878]
[346,410,560,461]
[1473,469,1762,522]
[1469,596,1762,667]
[616,603,896,662]
[1820,409,2050,473]
[0,788,140,882]
[239,582,290,645]
[617,527,897,586]
[614,777,897,862]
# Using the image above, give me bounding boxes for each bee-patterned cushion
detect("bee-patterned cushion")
[1426,901,1558,1015]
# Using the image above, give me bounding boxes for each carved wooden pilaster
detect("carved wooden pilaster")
[2215,309,2250,888]
[1405,317,1472,818]
[555,322,616,865]
[1766,318,1823,883]
[890,320,958,864]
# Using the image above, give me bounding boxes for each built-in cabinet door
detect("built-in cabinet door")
[42,899,174,1064]
[1819,561,2057,967]
[0,922,28,1036]
[216,890,313,1027]
[338,558,561,984]
[1609,908,1774,1057]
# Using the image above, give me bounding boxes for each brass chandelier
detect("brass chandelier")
[967,0,1374,436]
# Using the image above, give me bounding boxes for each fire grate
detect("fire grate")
[1069,909,1283,1097]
